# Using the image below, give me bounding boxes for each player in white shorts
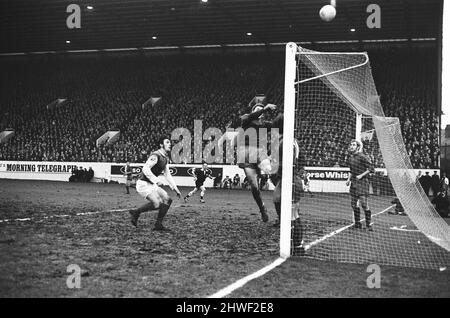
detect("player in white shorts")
[129,137,181,231]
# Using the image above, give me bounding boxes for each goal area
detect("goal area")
[280,42,450,270]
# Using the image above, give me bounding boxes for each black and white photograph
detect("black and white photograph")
[0,0,449,301]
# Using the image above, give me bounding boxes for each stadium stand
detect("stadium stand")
[0,47,440,168]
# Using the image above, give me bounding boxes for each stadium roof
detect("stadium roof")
[0,0,443,54]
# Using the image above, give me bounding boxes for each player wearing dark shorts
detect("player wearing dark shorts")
[236,102,277,222]
[346,140,375,231]
[184,161,213,203]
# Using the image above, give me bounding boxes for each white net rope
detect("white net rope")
[292,46,450,269]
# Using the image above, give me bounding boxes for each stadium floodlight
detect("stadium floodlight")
[281,42,450,269]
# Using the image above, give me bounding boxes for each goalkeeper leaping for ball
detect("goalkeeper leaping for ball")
[129,137,181,231]
[346,140,375,231]
[236,102,278,222]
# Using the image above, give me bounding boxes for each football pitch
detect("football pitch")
[0,179,449,298]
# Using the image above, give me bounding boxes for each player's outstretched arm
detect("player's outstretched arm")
[164,165,181,198]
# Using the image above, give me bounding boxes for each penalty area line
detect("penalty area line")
[208,204,396,298]
[0,208,130,224]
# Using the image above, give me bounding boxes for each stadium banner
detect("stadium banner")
[109,164,224,187]
[0,161,438,193]
[0,161,111,182]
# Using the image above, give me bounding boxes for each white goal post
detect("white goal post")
[281,42,450,269]
[281,42,371,258]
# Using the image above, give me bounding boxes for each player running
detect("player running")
[128,137,181,231]
[346,140,375,231]
[236,102,277,222]
[184,161,213,203]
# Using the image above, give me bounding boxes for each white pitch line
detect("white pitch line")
[390,226,420,232]
[208,204,396,298]
[0,208,130,223]
[304,204,396,251]
[208,257,286,298]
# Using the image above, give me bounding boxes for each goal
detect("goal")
[281,42,450,270]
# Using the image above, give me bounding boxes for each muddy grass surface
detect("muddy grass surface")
[0,180,448,298]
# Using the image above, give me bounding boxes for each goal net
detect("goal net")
[281,42,450,270]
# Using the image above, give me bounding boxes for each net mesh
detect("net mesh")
[290,46,450,270]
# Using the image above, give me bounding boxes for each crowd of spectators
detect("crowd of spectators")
[69,166,94,182]
[0,47,440,169]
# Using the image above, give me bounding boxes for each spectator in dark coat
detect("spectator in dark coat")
[431,192,450,218]
[213,173,222,189]
[423,171,432,196]
[69,166,78,182]
[87,167,94,182]
[431,171,440,197]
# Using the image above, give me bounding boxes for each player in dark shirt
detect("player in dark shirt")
[236,102,277,222]
[123,162,133,194]
[345,140,375,231]
[184,161,213,203]
[128,137,181,231]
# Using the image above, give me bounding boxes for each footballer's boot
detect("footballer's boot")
[353,208,362,229]
[353,222,363,229]
[183,196,189,203]
[200,199,205,203]
[260,205,269,223]
[364,210,372,229]
[129,210,140,227]
[153,223,172,232]
[367,224,374,232]
[292,245,306,257]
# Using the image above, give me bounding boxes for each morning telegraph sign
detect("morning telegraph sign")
[0,162,78,173]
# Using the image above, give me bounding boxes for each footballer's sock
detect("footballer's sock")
[274,202,281,220]
[126,186,130,194]
[292,218,304,246]
[364,210,372,227]
[155,200,172,228]
[251,187,265,212]
[353,207,361,224]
